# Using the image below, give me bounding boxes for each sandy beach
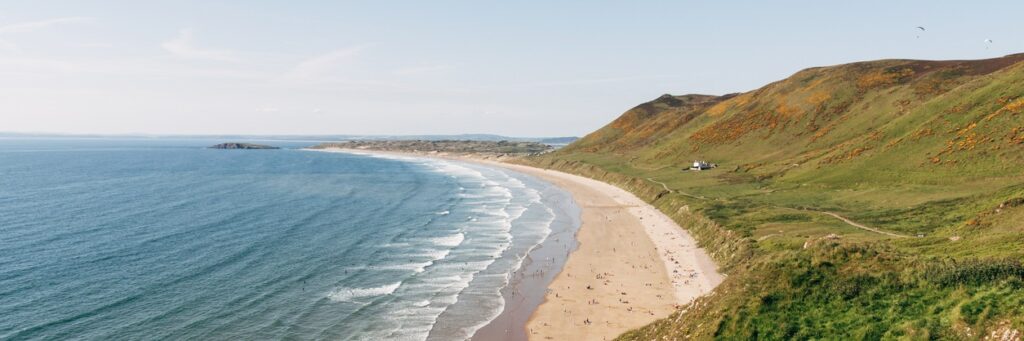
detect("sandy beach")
[474,160,723,341]
[313,148,723,340]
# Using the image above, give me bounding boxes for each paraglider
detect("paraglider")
[984,39,994,49]
[915,26,925,39]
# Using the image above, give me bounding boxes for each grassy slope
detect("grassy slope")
[527,54,1024,340]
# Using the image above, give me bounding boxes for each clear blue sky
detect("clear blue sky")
[1,1,1021,136]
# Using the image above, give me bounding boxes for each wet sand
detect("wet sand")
[467,210,578,341]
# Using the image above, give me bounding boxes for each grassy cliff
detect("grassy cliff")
[528,54,1024,339]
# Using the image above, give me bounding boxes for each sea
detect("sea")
[0,138,579,340]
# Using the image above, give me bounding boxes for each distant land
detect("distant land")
[529,53,1024,339]
[310,140,553,157]
[209,143,279,150]
[0,132,578,146]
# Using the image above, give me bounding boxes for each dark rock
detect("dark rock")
[209,143,279,150]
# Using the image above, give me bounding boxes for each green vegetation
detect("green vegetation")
[525,54,1024,339]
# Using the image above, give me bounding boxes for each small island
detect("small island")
[209,143,280,150]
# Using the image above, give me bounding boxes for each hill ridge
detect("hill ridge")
[531,53,1024,339]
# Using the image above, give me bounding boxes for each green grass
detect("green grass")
[524,54,1024,339]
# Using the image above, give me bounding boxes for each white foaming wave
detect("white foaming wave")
[505,177,526,189]
[488,185,513,198]
[467,206,512,219]
[444,184,558,339]
[524,187,543,204]
[435,210,450,216]
[341,150,429,164]
[376,261,434,273]
[380,248,453,273]
[317,149,566,340]
[332,156,556,340]
[419,274,464,284]
[414,195,551,339]
[431,233,464,247]
[441,207,558,339]
[431,260,495,272]
[326,282,401,302]
[425,162,487,181]
[461,199,510,207]
[422,249,452,261]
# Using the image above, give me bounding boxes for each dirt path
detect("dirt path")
[646,178,707,200]
[817,211,908,238]
[647,178,673,193]
[646,177,906,238]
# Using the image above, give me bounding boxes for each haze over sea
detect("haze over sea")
[0,138,577,340]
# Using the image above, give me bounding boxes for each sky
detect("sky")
[1,1,1022,137]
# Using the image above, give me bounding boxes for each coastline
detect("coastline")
[472,159,723,341]
[309,148,723,340]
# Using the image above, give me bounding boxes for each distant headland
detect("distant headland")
[309,140,552,157]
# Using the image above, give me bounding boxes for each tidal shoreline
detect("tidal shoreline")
[309,148,723,340]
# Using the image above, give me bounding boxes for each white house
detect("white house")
[689,160,716,171]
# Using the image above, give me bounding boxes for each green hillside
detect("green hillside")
[528,54,1024,339]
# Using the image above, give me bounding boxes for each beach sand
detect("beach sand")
[470,160,723,341]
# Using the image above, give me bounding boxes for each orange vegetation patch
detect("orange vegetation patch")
[1004,98,1024,112]
[913,128,935,140]
[884,137,904,149]
[951,122,984,151]
[856,67,915,90]
[689,110,785,146]
[775,101,803,118]
[1008,127,1024,145]
[731,93,754,107]
[984,97,1023,121]
[705,101,731,116]
[821,145,871,164]
[806,91,831,107]
[957,132,981,151]
[956,122,978,137]
[810,125,832,142]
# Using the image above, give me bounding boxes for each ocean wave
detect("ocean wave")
[431,233,464,247]
[423,249,452,262]
[506,177,526,188]
[377,261,434,273]
[326,282,401,302]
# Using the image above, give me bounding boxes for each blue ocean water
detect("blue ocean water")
[0,138,577,340]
